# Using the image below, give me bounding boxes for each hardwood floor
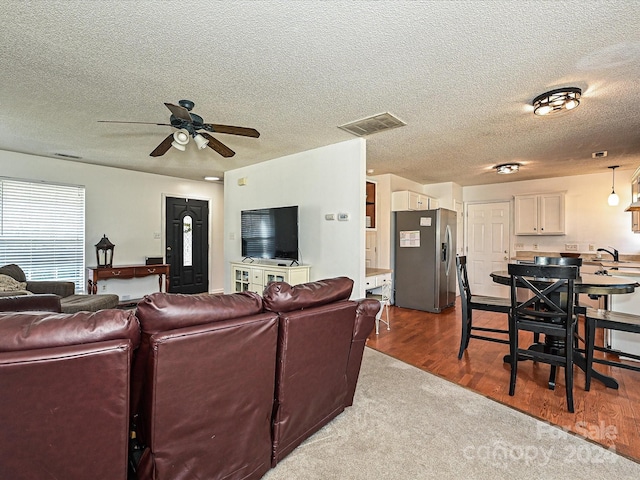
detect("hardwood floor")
[366,298,640,463]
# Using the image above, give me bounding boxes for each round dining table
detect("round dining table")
[490,269,639,389]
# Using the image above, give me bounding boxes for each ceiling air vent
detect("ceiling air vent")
[338,112,406,137]
[592,151,608,158]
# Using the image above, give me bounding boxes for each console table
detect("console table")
[87,264,170,294]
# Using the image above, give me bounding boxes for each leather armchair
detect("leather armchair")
[262,277,378,465]
[133,291,279,480]
[0,309,140,480]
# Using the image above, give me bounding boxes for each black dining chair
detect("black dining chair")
[533,256,584,342]
[507,263,579,413]
[456,255,510,359]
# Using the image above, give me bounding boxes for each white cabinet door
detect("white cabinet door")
[539,193,565,234]
[514,193,564,235]
[514,195,538,234]
[391,190,434,211]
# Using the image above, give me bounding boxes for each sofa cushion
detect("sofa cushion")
[0,264,26,282]
[0,274,27,292]
[136,291,264,333]
[0,309,140,352]
[262,277,353,313]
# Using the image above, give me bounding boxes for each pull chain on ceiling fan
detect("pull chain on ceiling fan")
[98,100,260,158]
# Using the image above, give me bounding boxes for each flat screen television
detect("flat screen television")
[241,205,299,261]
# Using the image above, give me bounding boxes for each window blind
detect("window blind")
[0,177,85,291]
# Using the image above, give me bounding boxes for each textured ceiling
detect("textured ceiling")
[1,0,639,186]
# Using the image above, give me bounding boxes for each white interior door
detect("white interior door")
[365,230,378,268]
[466,201,510,296]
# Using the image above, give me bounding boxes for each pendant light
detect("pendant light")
[608,166,620,206]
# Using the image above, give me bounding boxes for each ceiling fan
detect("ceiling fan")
[98,100,260,158]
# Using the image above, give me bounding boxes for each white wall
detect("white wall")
[0,150,225,298]
[463,169,639,255]
[224,139,367,297]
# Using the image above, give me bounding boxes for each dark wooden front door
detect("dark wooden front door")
[165,197,209,294]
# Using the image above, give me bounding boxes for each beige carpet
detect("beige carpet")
[263,348,640,479]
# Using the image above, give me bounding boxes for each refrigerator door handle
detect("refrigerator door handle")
[444,224,453,275]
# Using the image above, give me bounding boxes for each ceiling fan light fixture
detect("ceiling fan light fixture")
[193,133,209,150]
[533,87,581,116]
[171,128,190,151]
[495,163,520,174]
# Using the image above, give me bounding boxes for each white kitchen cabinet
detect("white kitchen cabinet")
[514,192,565,235]
[609,275,640,358]
[631,168,640,233]
[231,262,310,294]
[391,190,437,211]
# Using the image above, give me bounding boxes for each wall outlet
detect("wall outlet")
[533,244,538,250]
[589,244,595,251]
[565,243,578,251]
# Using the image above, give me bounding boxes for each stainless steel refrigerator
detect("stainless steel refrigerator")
[394,208,457,313]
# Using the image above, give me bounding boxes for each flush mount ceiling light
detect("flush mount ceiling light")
[532,87,581,116]
[608,165,620,206]
[495,163,520,174]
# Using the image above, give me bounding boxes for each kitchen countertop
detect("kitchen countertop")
[366,268,392,277]
[512,251,640,277]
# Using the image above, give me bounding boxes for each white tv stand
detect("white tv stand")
[231,261,310,294]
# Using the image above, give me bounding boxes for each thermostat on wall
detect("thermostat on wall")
[337,213,349,221]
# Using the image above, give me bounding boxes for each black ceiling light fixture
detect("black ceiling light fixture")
[532,87,581,116]
[495,163,520,174]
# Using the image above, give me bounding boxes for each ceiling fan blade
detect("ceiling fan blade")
[200,132,236,157]
[203,124,260,138]
[98,120,172,126]
[164,103,193,122]
[149,134,175,157]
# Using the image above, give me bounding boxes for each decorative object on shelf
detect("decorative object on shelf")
[532,87,581,116]
[495,163,520,174]
[95,234,115,268]
[607,165,620,207]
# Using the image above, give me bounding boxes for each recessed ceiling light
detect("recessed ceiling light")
[495,163,520,174]
[203,176,221,182]
[532,87,581,116]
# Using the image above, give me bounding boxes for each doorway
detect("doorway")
[466,201,510,297]
[165,197,209,294]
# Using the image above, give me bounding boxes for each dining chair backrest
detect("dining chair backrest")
[534,256,582,272]
[456,255,471,305]
[507,263,579,321]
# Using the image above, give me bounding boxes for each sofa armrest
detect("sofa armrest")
[26,280,75,297]
[0,294,62,313]
[353,298,379,340]
[345,298,378,407]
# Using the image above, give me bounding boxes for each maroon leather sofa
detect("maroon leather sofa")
[0,309,140,480]
[133,291,280,480]
[262,277,378,466]
[132,277,378,479]
[0,277,378,480]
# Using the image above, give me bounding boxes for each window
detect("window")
[0,177,85,292]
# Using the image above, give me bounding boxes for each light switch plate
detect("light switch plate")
[337,213,349,221]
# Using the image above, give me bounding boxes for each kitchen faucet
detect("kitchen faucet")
[597,247,619,262]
